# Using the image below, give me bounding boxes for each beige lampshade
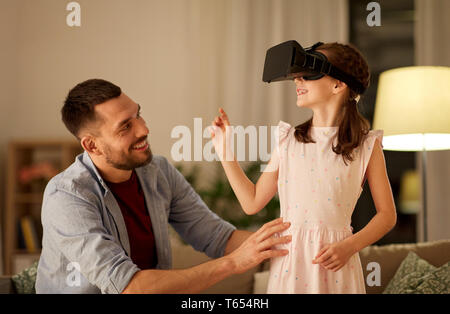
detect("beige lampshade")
[373,66,450,151]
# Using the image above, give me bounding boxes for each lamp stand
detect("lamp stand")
[421,149,428,242]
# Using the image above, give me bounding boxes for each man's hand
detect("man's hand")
[226,217,291,274]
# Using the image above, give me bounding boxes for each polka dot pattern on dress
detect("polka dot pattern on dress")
[267,121,378,294]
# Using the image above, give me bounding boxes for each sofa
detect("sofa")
[171,238,450,294]
[1,239,449,294]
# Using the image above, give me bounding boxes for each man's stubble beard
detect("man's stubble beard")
[103,143,153,171]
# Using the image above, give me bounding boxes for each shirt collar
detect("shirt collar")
[80,150,159,196]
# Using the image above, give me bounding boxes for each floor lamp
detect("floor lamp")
[372,66,450,242]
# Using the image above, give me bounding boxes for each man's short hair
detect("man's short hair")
[61,79,121,139]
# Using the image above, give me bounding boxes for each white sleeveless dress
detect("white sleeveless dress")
[266,121,383,294]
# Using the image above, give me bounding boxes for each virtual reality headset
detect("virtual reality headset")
[262,40,366,94]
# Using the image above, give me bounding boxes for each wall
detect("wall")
[1,0,348,166]
[0,0,19,273]
[415,0,450,241]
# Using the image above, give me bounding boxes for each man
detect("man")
[36,79,291,293]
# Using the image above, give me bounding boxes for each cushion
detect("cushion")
[11,261,38,294]
[414,262,450,294]
[383,251,450,294]
[360,239,450,294]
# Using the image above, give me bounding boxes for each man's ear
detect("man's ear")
[333,80,348,95]
[80,135,101,155]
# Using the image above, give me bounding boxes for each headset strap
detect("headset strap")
[303,42,366,94]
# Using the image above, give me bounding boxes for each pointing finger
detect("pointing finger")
[219,108,230,126]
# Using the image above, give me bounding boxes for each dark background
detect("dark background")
[350,0,417,244]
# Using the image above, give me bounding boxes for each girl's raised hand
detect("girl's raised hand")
[210,108,234,161]
[211,108,230,134]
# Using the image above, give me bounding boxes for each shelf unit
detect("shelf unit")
[3,139,83,275]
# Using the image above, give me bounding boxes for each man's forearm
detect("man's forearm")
[123,230,252,293]
[122,219,291,294]
[122,256,235,294]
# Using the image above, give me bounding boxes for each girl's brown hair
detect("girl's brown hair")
[294,42,371,165]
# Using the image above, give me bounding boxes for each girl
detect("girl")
[209,42,397,294]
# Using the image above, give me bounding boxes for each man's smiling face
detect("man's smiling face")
[93,93,153,171]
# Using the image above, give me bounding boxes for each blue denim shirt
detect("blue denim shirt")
[36,151,236,294]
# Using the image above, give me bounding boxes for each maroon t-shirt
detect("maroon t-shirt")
[105,170,158,269]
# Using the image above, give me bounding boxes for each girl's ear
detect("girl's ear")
[333,80,348,95]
